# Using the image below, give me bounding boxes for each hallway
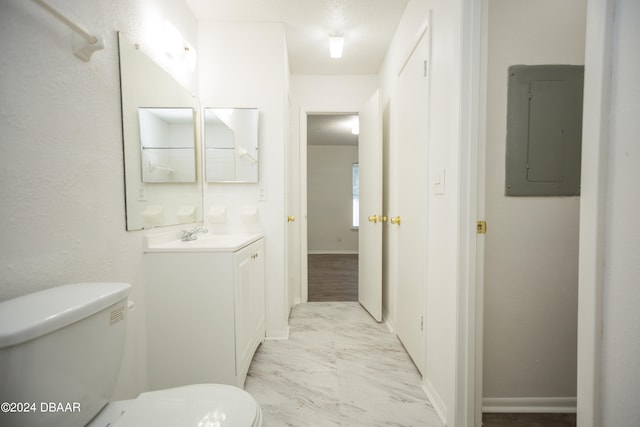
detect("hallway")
[245,302,442,426]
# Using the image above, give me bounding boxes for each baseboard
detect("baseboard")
[265,326,289,341]
[382,308,395,332]
[482,397,577,413]
[307,250,359,255]
[422,378,448,426]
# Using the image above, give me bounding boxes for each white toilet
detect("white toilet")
[0,282,263,427]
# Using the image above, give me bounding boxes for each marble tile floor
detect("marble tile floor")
[245,302,443,427]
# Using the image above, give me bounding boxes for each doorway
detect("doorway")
[306,113,360,302]
[479,0,586,423]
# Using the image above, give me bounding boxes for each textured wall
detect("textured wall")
[0,0,197,399]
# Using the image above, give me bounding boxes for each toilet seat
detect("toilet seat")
[110,384,262,427]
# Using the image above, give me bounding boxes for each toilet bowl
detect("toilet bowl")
[88,384,262,427]
[0,282,263,427]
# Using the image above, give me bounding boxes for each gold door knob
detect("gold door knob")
[382,215,389,223]
[367,214,379,223]
[390,216,401,225]
[287,216,296,222]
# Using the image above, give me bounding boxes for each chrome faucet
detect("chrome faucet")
[181,226,208,241]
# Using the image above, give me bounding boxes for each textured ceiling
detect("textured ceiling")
[185,0,409,75]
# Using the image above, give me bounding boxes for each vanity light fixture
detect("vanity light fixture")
[183,42,197,72]
[329,35,344,59]
[163,21,183,59]
[163,20,197,72]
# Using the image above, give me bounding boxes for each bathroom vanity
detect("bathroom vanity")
[144,232,265,390]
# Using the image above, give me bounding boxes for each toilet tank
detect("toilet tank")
[0,282,131,427]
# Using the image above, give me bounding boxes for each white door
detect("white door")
[358,90,383,322]
[395,29,430,373]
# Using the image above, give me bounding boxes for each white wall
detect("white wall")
[599,0,640,424]
[378,0,464,423]
[307,145,358,253]
[0,0,198,400]
[482,0,586,406]
[291,75,378,112]
[198,22,290,339]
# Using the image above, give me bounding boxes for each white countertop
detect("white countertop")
[144,230,263,253]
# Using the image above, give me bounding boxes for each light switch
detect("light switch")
[432,168,445,195]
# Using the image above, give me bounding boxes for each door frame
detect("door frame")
[457,0,487,424]
[299,107,360,304]
[573,0,613,424]
[459,0,611,425]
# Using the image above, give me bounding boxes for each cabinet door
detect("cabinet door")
[234,245,254,376]
[252,240,265,341]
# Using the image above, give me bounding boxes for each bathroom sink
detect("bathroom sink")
[144,231,263,252]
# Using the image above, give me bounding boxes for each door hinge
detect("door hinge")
[424,60,428,77]
[420,316,424,331]
[477,220,487,234]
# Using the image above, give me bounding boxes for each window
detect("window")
[352,163,359,228]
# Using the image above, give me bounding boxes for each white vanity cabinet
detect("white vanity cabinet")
[233,240,265,380]
[144,236,265,390]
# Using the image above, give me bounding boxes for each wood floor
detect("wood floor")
[483,413,576,427]
[307,254,358,302]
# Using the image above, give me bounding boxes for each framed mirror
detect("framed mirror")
[118,32,202,230]
[204,107,259,183]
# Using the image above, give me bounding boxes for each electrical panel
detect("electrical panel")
[505,65,584,196]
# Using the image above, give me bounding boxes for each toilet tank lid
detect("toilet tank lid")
[0,282,131,349]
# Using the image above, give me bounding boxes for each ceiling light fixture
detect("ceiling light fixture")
[329,35,344,59]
